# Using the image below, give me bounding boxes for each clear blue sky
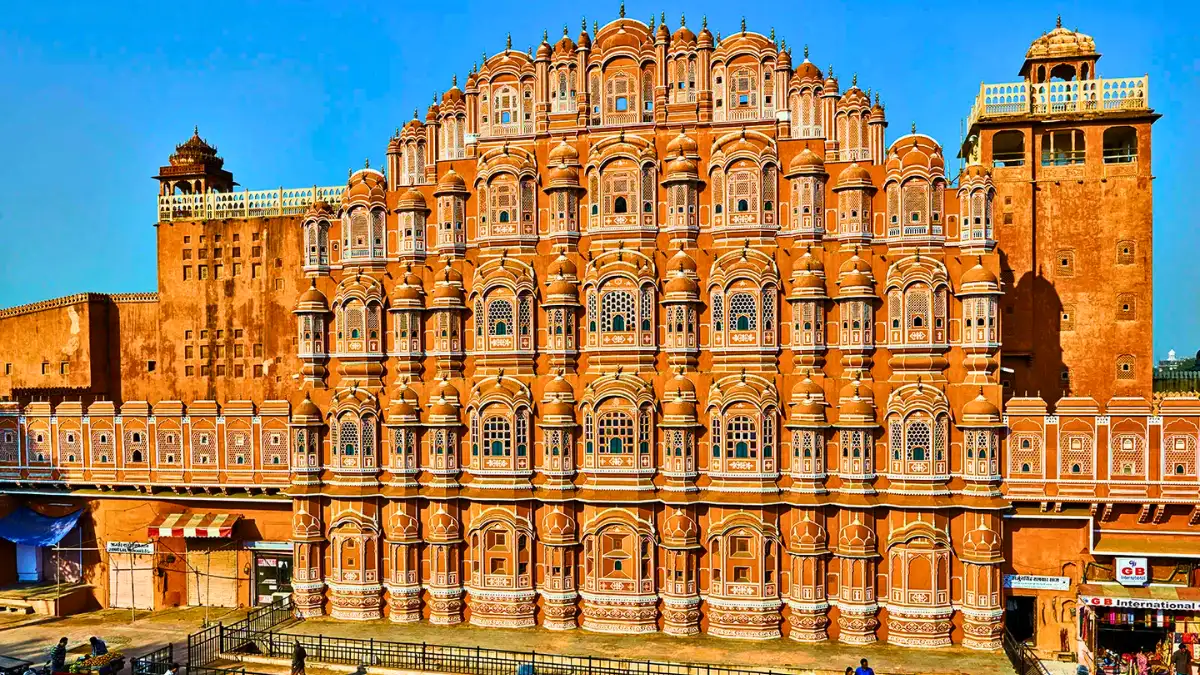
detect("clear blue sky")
[0,1,1195,358]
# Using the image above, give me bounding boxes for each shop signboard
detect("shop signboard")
[1115,556,1148,586]
[1004,574,1071,591]
[106,541,154,555]
[1080,594,1200,612]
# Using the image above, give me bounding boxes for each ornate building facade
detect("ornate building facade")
[0,15,1177,656]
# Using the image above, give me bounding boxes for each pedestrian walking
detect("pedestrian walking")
[1173,643,1192,675]
[855,659,875,675]
[291,641,307,675]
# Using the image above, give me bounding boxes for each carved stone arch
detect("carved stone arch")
[706,373,780,413]
[708,247,781,290]
[329,508,380,534]
[885,520,950,551]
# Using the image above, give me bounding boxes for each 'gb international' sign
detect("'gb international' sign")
[1115,557,1148,586]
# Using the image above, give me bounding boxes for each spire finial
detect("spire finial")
[680,12,685,26]
[593,20,598,34]
[482,50,487,63]
[649,14,654,31]
[506,33,512,50]
[452,73,457,87]
[740,16,746,33]
[364,157,370,169]
[413,108,418,119]
[852,72,857,87]
[582,17,587,32]
[564,24,569,36]
[875,92,880,105]
[804,44,809,60]
[543,29,548,42]
[193,124,199,135]
[432,91,437,103]
[1056,14,1062,28]
[527,45,533,57]
[770,27,775,42]
[619,1,625,18]
[911,121,917,133]
[828,64,833,78]
[702,15,707,29]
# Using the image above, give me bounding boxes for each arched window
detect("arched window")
[729,293,758,331]
[488,299,513,337]
[728,415,758,458]
[598,411,634,454]
[483,416,512,456]
[601,291,635,332]
[614,196,628,213]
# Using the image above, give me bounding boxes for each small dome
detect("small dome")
[547,253,578,279]
[665,274,699,295]
[787,147,826,177]
[665,156,699,178]
[546,278,579,300]
[434,168,467,195]
[662,509,699,548]
[666,130,699,157]
[554,33,576,56]
[548,164,581,187]
[549,139,581,166]
[791,518,828,552]
[838,521,876,553]
[794,59,822,81]
[962,163,990,181]
[441,85,464,106]
[963,393,1001,419]
[389,511,420,543]
[838,252,872,276]
[541,508,576,543]
[672,25,696,45]
[295,281,329,313]
[341,167,388,208]
[544,373,574,396]
[428,506,461,542]
[292,394,322,423]
[834,162,873,190]
[536,40,552,59]
[961,261,999,287]
[397,188,428,211]
[1025,20,1097,61]
[667,249,699,274]
[963,524,1003,562]
[697,24,713,49]
[387,387,420,423]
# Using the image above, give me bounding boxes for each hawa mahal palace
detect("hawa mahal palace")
[0,11,1182,657]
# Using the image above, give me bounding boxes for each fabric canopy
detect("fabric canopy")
[0,507,82,546]
[148,512,240,538]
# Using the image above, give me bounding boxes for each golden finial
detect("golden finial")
[1056,14,1062,28]
[506,33,512,50]
[619,1,625,18]
[740,16,746,33]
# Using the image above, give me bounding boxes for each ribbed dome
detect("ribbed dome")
[666,129,699,157]
[961,261,999,287]
[1026,20,1097,61]
[786,147,826,177]
[549,139,580,165]
[434,168,467,195]
[547,253,578,279]
[664,274,699,295]
[963,393,1001,419]
[838,521,876,554]
[662,509,700,548]
[292,393,322,423]
[541,508,576,544]
[397,188,428,211]
[342,167,387,207]
[794,59,822,81]
[834,163,874,190]
[790,518,828,553]
[667,249,698,274]
[428,506,461,543]
[295,280,329,313]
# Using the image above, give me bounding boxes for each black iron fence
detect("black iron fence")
[133,644,175,675]
[221,629,791,675]
[1003,631,1051,675]
[187,596,293,668]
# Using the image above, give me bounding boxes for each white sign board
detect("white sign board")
[1115,557,1148,586]
[106,541,154,555]
[1004,575,1071,591]
[1080,594,1199,612]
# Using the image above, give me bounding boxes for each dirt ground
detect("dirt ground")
[283,618,1014,675]
[0,606,246,664]
[0,608,1015,675]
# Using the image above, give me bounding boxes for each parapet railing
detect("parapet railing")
[967,76,1149,129]
[133,643,175,675]
[158,186,346,222]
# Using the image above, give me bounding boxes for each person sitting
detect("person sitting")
[89,637,108,656]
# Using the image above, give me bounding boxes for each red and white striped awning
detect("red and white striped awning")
[148,513,240,538]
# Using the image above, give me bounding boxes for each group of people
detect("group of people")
[1090,643,1194,675]
[46,637,110,674]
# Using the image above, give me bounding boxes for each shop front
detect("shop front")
[1078,583,1200,674]
[248,541,293,605]
[148,512,242,609]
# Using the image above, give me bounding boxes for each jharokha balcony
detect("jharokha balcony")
[966,75,1149,129]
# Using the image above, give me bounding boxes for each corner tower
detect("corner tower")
[960,18,1156,404]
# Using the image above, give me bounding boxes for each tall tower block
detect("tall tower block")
[960,18,1157,404]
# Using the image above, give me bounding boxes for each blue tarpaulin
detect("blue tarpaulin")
[0,507,82,546]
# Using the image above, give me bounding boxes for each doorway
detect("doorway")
[1006,595,1037,643]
